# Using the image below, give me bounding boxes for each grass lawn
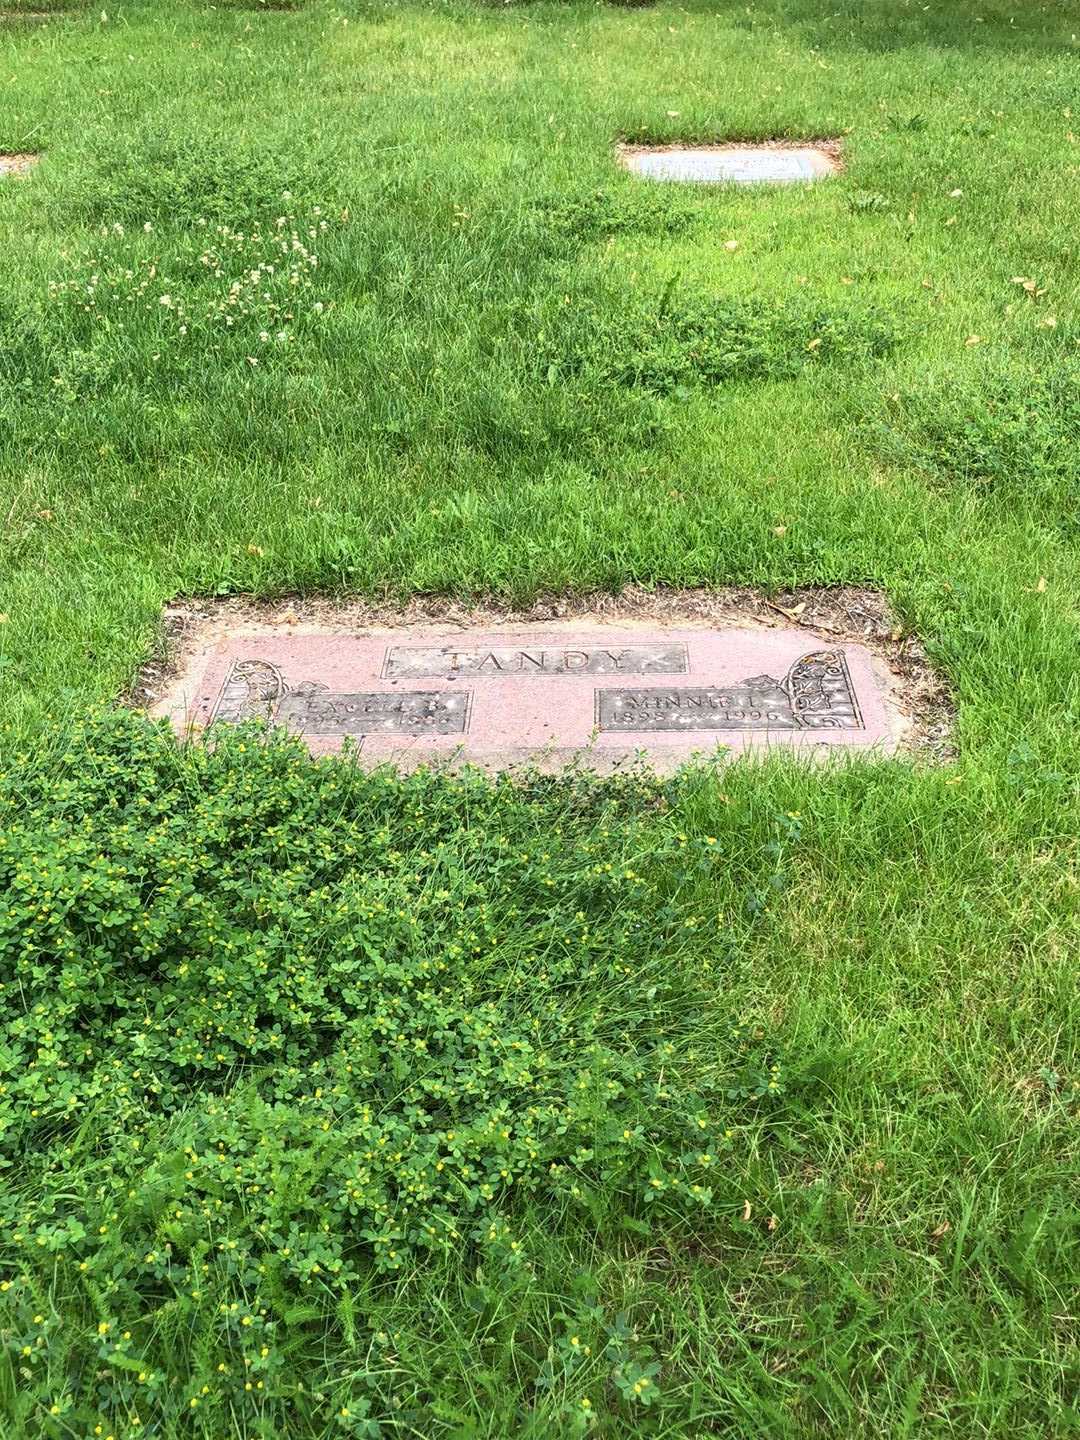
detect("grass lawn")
[1,0,1078,1435]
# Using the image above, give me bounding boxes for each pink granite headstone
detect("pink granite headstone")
[157,624,903,770]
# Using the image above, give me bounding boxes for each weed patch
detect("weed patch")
[537,285,902,394]
[60,131,331,229]
[531,185,704,246]
[2,202,336,405]
[0,710,796,1433]
[881,359,1080,526]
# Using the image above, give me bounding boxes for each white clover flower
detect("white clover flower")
[143,222,153,233]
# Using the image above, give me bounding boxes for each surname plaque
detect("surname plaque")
[384,643,687,678]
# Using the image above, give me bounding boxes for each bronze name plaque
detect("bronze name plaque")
[210,663,471,737]
[597,651,863,732]
[383,643,688,678]
[275,691,470,736]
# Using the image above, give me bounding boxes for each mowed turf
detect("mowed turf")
[0,1,1078,1437]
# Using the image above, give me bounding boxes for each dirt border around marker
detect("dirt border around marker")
[129,586,953,763]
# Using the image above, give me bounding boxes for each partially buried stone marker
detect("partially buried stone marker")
[621,143,838,185]
[0,153,39,178]
[158,624,903,770]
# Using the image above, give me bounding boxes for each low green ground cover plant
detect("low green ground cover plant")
[2,711,796,1434]
[880,358,1080,529]
[1,714,1076,1438]
[535,286,901,393]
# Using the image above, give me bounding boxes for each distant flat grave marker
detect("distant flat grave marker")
[0,153,39,177]
[620,143,839,185]
[156,623,904,770]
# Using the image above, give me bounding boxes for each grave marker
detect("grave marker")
[158,624,902,769]
[0,153,40,177]
[620,143,839,185]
